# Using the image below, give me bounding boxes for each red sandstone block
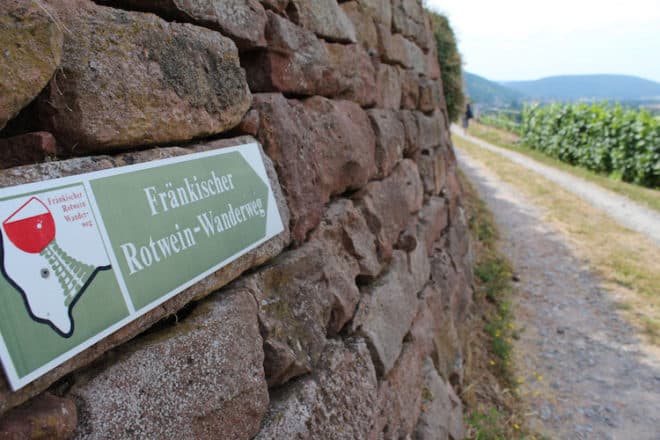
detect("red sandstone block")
[244,12,375,106]
[341,1,379,51]
[0,132,57,169]
[252,93,377,244]
[353,160,423,260]
[287,0,357,43]
[375,63,402,109]
[367,109,406,178]
[392,0,429,51]
[419,78,442,113]
[0,393,77,440]
[376,24,409,67]
[400,68,420,110]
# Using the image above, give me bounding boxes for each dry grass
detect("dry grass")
[454,135,660,346]
[469,122,520,145]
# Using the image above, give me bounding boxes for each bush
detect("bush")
[520,102,660,188]
[428,11,464,123]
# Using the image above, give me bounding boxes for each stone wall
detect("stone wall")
[0,0,473,438]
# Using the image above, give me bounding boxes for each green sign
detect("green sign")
[0,142,283,390]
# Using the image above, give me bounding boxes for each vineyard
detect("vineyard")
[517,103,660,188]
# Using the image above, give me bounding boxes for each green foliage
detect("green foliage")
[467,408,511,440]
[428,11,464,122]
[465,178,516,383]
[475,256,515,382]
[475,257,510,301]
[520,102,660,188]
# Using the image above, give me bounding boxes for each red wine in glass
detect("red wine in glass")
[3,197,56,253]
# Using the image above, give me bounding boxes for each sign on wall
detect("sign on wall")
[0,142,284,390]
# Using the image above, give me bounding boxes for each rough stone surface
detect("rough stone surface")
[287,0,357,43]
[445,162,463,221]
[375,64,402,110]
[352,250,424,376]
[0,393,77,440]
[391,0,428,50]
[0,136,290,414]
[428,249,467,383]
[370,342,424,439]
[325,43,377,107]
[256,339,378,439]
[410,285,444,361]
[413,358,466,440]
[340,1,378,50]
[425,33,441,80]
[253,94,376,243]
[357,0,391,25]
[245,241,358,386]
[400,110,420,157]
[447,385,467,440]
[367,109,406,178]
[236,198,378,386]
[418,110,445,150]
[35,0,251,152]
[244,12,327,95]
[237,109,260,136]
[0,132,57,169]
[313,199,381,280]
[0,0,63,131]
[244,13,375,106]
[418,198,449,255]
[259,0,288,12]
[400,222,433,290]
[97,0,268,50]
[377,25,409,67]
[353,160,423,260]
[71,290,268,440]
[419,78,441,113]
[403,37,428,74]
[419,147,448,196]
[400,69,420,110]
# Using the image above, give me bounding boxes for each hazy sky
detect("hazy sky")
[425,0,660,82]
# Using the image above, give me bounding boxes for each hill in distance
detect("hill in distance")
[502,74,660,101]
[464,72,526,108]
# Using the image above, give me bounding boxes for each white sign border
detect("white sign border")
[0,142,284,391]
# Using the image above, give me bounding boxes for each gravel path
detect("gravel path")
[452,128,660,245]
[457,147,660,440]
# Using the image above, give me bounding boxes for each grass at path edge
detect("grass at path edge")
[459,172,544,439]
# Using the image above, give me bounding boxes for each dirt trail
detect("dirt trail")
[457,147,660,440]
[452,128,660,245]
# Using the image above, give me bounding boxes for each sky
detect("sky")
[425,0,660,83]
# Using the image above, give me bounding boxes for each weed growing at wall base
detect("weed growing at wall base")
[459,172,536,439]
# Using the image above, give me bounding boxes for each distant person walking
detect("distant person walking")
[462,102,473,133]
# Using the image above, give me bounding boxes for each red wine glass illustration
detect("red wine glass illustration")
[3,197,94,312]
[3,197,56,254]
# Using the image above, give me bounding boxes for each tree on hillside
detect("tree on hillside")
[428,11,464,122]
